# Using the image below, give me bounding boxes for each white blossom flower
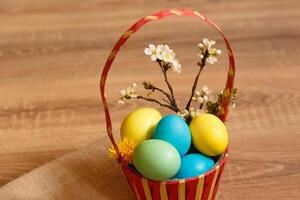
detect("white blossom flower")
[192,86,210,105]
[201,86,210,95]
[192,92,203,103]
[198,42,205,50]
[120,89,126,96]
[155,45,164,60]
[144,44,182,73]
[193,95,207,104]
[203,38,216,49]
[207,48,222,64]
[197,96,204,103]
[197,38,222,64]
[118,99,125,105]
[209,48,222,55]
[189,107,203,118]
[178,109,189,118]
[132,82,137,88]
[126,87,138,98]
[144,44,158,61]
[197,53,204,59]
[231,102,236,109]
[144,44,155,55]
[171,59,181,74]
[178,107,203,118]
[206,56,217,64]
[161,45,176,63]
[118,83,139,105]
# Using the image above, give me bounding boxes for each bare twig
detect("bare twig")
[199,102,204,110]
[136,95,180,112]
[157,61,180,111]
[143,81,172,103]
[162,98,171,104]
[185,50,209,111]
[152,86,173,103]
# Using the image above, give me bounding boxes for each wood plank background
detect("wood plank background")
[0,0,299,199]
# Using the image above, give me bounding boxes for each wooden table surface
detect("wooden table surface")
[0,0,300,199]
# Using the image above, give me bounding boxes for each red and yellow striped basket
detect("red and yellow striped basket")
[121,152,228,200]
[100,8,235,200]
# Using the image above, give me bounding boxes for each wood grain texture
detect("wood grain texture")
[0,0,300,199]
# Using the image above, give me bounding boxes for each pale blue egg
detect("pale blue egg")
[152,114,191,156]
[174,153,214,179]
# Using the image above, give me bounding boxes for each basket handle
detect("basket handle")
[100,9,235,161]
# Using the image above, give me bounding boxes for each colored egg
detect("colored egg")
[190,114,228,156]
[152,114,191,156]
[132,139,181,181]
[121,107,162,144]
[174,153,214,179]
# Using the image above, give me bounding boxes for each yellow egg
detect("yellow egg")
[190,114,228,156]
[121,107,162,144]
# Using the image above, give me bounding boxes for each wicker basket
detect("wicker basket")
[100,9,235,200]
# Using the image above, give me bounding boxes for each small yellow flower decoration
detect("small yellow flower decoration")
[108,137,137,164]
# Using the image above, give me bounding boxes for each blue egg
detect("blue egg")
[174,153,215,179]
[152,114,191,156]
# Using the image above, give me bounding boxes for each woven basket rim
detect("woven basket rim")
[122,149,229,184]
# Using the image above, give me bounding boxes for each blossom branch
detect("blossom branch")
[118,40,226,121]
[185,50,209,111]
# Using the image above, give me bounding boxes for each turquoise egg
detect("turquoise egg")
[152,114,191,156]
[132,139,181,181]
[174,153,214,179]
